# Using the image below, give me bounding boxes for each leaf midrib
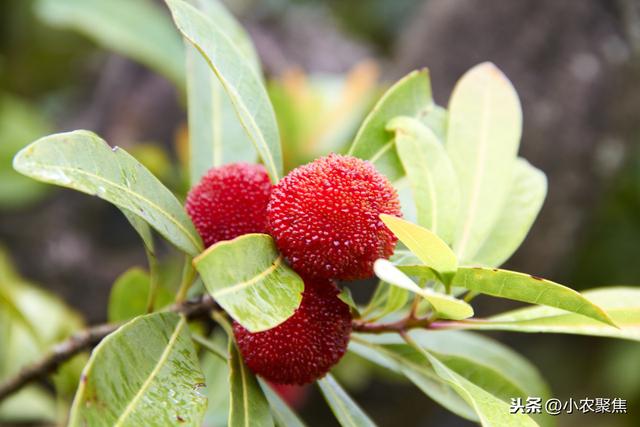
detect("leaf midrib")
[454,80,492,261]
[114,316,187,426]
[396,127,439,235]
[169,0,280,181]
[211,76,223,168]
[213,256,283,298]
[240,358,250,427]
[322,377,358,427]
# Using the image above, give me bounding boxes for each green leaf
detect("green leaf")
[68,312,207,426]
[53,352,90,405]
[35,0,185,87]
[349,336,478,422]
[201,332,230,427]
[188,0,261,71]
[453,267,616,327]
[360,281,402,320]
[458,287,640,341]
[13,130,203,256]
[348,70,434,183]
[446,62,522,263]
[122,210,156,255]
[380,283,410,320]
[420,349,538,427]
[355,331,553,426]
[318,374,376,427]
[373,260,473,320]
[186,47,257,183]
[186,0,259,184]
[388,116,460,244]
[380,214,457,277]
[338,287,361,318]
[108,268,173,323]
[420,105,448,142]
[228,342,274,427]
[166,0,282,181]
[194,233,304,332]
[395,265,441,283]
[258,379,307,427]
[472,159,547,267]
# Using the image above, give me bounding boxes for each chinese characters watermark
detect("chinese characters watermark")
[510,397,627,415]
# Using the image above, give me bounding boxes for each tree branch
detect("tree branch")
[0,292,463,403]
[351,315,467,334]
[0,294,217,402]
[352,315,431,334]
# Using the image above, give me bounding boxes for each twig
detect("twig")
[352,315,432,334]
[192,333,228,361]
[0,291,466,403]
[175,256,196,303]
[144,247,160,313]
[0,323,118,402]
[0,294,217,402]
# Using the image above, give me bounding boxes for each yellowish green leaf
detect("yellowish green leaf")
[166,0,282,181]
[472,158,547,267]
[348,70,434,183]
[373,260,473,320]
[194,234,304,332]
[388,116,460,243]
[13,131,203,255]
[380,214,457,276]
[446,63,522,263]
[453,267,616,327]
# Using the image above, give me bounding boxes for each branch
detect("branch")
[0,292,462,403]
[0,294,217,402]
[352,315,431,334]
[351,315,467,334]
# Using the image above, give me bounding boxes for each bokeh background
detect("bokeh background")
[1,0,639,426]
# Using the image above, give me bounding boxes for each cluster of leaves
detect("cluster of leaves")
[1,0,639,426]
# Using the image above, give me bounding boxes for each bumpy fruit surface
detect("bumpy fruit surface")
[233,280,352,385]
[267,154,401,280]
[186,163,272,247]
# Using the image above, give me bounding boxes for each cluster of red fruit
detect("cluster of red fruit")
[186,154,401,385]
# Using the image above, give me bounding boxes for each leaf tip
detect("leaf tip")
[597,310,620,329]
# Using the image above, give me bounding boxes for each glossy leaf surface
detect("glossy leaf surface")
[13,131,203,255]
[194,234,304,332]
[68,312,207,426]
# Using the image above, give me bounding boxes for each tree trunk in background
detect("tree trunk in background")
[393,0,639,280]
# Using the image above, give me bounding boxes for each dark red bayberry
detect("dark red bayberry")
[186,163,272,247]
[267,154,401,280]
[233,280,352,385]
[268,383,310,409]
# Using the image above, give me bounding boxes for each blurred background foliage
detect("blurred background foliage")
[0,0,639,426]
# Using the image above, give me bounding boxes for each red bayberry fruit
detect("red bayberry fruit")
[186,163,272,247]
[233,280,352,385]
[267,154,401,280]
[268,383,310,409]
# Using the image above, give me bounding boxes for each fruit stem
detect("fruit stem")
[408,295,421,320]
[211,310,234,336]
[463,291,479,303]
[352,314,431,334]
[192,333,228,361]
[145,247,160,313]
[175,255,196,302]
